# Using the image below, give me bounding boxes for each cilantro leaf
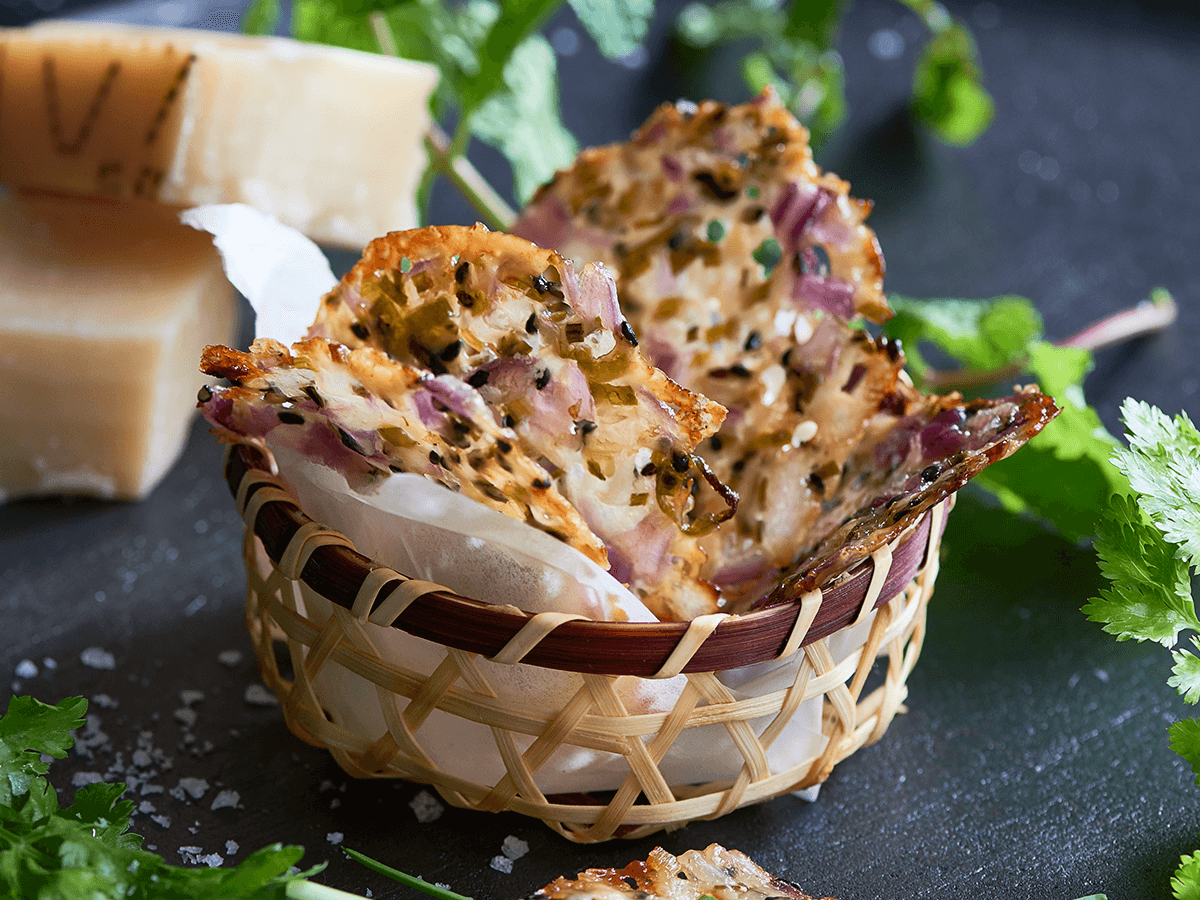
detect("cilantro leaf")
[0,696,85,807]
[1174,846,1200,900]
[1083,493,1198,648]
[471,34,579,202]
[884,294,1124,542]
[1113,399,1200,571]
[0,696,323,900]
[910,17,993,145]
[1170,639,1200,705]
[886,294,1042,383]
[569,0,653,59]
[1169,720,1200,791]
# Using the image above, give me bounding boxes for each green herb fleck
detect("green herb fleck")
[706,219,726,242]
[752,237,782,273]
[746,185,760,198]
[400,256,412,274]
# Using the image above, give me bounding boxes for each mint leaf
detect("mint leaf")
[569,0,653,58]
[471,34,578,202]
[1169,720,1200,790]
[0,696,85,806]
[1084,493,1198,648]
[1170,639,1200,705]
[1174,846,1200,900]
[1114,399,1200,570]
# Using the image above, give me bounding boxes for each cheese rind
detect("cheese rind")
[0,23,439,248]
[0,190,237,501]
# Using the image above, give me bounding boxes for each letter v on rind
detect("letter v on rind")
[43,55,120,155]
[144,52,196,146]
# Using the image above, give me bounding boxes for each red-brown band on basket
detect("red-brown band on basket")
[226,444,946,677]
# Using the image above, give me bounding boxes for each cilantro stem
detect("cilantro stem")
[342,846,474,900]
[367,12,516,231]
[424,122,517,231]
[286,880,371,900]
[922,289,1178,390]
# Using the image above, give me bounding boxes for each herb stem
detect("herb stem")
[424,122,517,231]
[922,289,1178,390]
[368,12,516,230]
[286,880,370,900]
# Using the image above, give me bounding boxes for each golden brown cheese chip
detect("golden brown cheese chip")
[200,337,608,565]
[526,844,836,900]
[306,224,734,620]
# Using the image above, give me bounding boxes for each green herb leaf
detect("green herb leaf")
[1174,847,1200,900]
[1170,639,1200,705]
[1168,720,1200,791]
[471,34,579,202]
[752,236,782,273]
[0,695,85,806]
[569,0,653,58]
[242,0,281,36]
[911,21,993,145]
[884,295,1123,542]
[1083,493,1197,648]
[0,696,324,900]
[1112,399,1200,570]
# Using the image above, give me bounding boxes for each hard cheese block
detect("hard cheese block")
[0,190,236,501]
[0,22,439,249]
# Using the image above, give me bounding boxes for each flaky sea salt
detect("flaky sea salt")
[92,693,119,709]
[210,789,240,811]
[490,856,513,874]
[174,777,209,800]
[152,815,172,829]
[244,683,279,706]
[226,840,240,856]
[409,790,444,823]
[501,836,529,860]
[326,832,344,846]
[15,659,37,679]
[80,647,116,670]
[217,649,244,667]
[174,708,198,727]
[72,772,103,787]
[178,846,203,865]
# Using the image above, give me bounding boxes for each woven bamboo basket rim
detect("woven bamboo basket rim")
[226,443,947,678]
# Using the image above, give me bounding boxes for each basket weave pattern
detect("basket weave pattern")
[234,452,951,842]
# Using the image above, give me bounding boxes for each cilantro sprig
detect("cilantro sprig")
[0,695,330,900]
[882,290,1176,543]
[675,0,992,145]
[1082,400,1200,899]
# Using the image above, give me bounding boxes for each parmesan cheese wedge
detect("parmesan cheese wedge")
[0,189,237,501]
[0,22,439,249]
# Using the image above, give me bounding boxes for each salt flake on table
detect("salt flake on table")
[490,856,513,874]
[14,659,37,679]
[210,789,241,811]
[175,777,209,800]
[409,789,444,823]
[217,649,244,667]
[80,647,116,670]
[326,832,344,846]
[244,683,279,706]
[501,836,528,860]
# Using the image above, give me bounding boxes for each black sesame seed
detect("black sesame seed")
[429,450,442,466]
[532,275,551,294]
[456,290,475,309]
[730,363,751,378]
[640,462,657,477]
[278,410,304,425]
[744,331,762,351]
[693,170,738,201]
[532,477,551,490]
[672,451,690,473]
[467,369,490,388]
[577,419,597,435]
[525,312,538,334]
[502,413,516,428]
[439,339,462,362]
[921,464,941,484]
[535,369,551,390]
[667,231,686,250]
[196,385,213,403]
[710,435,724,451]
[619,321,639,346]
[455,261,470,283]
[303,385,325,408]
[350,321,369,340]
[337,428,361,453]
[497,439,512,453]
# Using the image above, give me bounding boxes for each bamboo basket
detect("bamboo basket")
[228,443,951,842]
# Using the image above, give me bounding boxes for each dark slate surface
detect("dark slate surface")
[2,1,1199,898]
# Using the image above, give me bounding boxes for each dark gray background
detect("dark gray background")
[2,0,1199,898]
